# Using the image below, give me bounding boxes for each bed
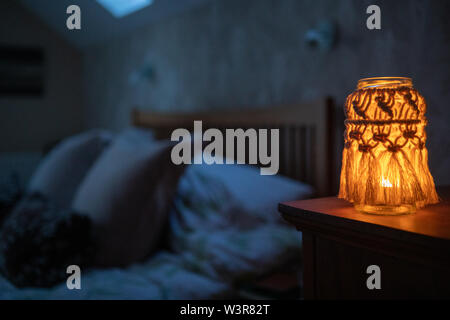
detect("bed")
[132,97,334,196]
[0,98,334,299]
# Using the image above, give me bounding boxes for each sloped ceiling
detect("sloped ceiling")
[19,0,211,48]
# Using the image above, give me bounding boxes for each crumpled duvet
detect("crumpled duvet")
[0,252,229,299]
[0,164,306,299]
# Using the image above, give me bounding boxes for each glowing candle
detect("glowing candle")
[338,77,439,215]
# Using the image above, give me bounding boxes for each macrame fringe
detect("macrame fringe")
[338,147,439,209]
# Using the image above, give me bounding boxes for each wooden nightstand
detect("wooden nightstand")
[279,186,450,299]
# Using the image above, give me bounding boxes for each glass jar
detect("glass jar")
[338,77,439,215]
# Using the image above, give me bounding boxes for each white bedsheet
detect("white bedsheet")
[0,164,308,299]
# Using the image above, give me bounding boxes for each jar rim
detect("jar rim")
[357,77,413,89]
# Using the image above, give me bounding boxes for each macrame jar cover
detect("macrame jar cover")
[338,77,439,215]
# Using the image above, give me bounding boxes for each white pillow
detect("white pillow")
[72,128,185,267]
[27,130,113,208]
[178,162,314,223]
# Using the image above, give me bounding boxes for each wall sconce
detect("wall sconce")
[304,21,337,51]
[128,63,156,86]
[339,77,439,215]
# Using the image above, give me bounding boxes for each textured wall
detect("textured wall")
[0,0,83,152]
[83,0,450,185]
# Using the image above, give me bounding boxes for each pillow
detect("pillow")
[169,162,310,282]
[27,130,113,209]
[176,161,314,224]
[72,128,185,267]
[0,193,94,288]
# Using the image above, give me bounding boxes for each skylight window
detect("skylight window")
[96,0,153,18]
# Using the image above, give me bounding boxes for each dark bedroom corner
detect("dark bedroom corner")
[0,0,449,309]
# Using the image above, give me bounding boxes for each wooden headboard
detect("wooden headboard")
[132,98,334,196]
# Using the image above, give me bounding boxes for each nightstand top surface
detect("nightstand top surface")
[279,187,450,242]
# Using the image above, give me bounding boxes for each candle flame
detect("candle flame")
[381,177,392,188]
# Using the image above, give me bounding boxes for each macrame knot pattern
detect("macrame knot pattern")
[418,141,425,150]
[402,130,416,139]
[375,92,394,118]
[387,144,401,153]
[358,144,372,153]
[349,130,362,140]
[339,79,438,211]
[372,133,389,143]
